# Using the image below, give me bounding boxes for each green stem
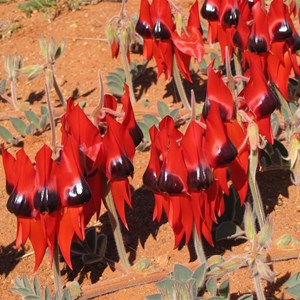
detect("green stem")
[105,189,130,272]
[120,39,136,104]
[249,149,266,229]
[192,224,206,264]
[253,270,266,300]
[10,79,18,110]
[45,81,56,149]
[172,54,191,112]
[52,242,63,298]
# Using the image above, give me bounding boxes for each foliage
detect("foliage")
[11,276,77,300]
[284,272,300,300]
[18,0,59,20]
[0,107,49,144]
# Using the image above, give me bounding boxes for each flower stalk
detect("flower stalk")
[249,149,266,229]
[172,54,191,112]
[120,34,136,105]
[192,224,207,264]
[105,189,130,272]
[52,242,63,299]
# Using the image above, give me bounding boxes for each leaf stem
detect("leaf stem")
[253,270,266,300]
[45,80,56,149]
[172,54,191,112]
[105,189,130,272]
[249,149,266,229]
[10,79,18,110]
[120,37,136,105]
[192,224,207,264]
[52,241,63,299]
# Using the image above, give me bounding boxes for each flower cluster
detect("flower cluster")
[142,48,281,246]
[2,84,142,270]
[135,0,204,81]
[201,0,300,100]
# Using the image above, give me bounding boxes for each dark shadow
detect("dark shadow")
[62,185,167,284]
[0,242,25,277]
[265,272,291,299]
[163,72,207,104]
[133,66,157,101]
[26,90,45,104]
[70,88,96,100]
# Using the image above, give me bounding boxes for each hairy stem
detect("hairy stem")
[120,38,136,104]
[249,149,266,229]
[45,81,56,149]
[172,54,191,112]
[105,189,130,272]
[253,270,266,300]
[10,79,18,110]
[52,242,63,298]
[192,224,207,264]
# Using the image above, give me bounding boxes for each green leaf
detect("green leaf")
[155,279,174,296]
[55,41,65,60]
[49,37,57,61]
[237,295,253,300]
[206,277,217,296]
[198,58,207,73]
[289,102,298,114]
[146,294,163,300]
[157,101,170,119]
[271,112,279,137]
[172,264,193,282]
[170,108,180,120]
[285,272,300,288]
[14,277,25,289]
[44,286,52,300]
[192,263,207,289]
[61,288,72,300]
[106,73,125,88]
[210,52,221,68]
[25,123,35,135]
[38,36,48,57]
[116,67,125,78]
[65,281,81,299]
[10,287,33,298]
[0,125,14,143]
[10,117,27,136]
[107,80,124,97]
[215,221,243,241]
[22,275,33,292]
[0,79,7,94]
[244,203,256,241]
[39,114,48,130]
[41,106,48,116]
[28,66,44,81]
[143,114,159,127]
[219,279,229,299]
[25,111,41,129]
[19,65,41,75]
[286,284,300,296]
[33,276,41,298]
[257,216,274,248]
[275,234,293,248]
[137,121,150,141]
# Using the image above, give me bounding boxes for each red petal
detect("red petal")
[57,208,74,269]
[110,179,132,229]
[29,217,48,271]
[121,84,143,147]
[204,102,237,168]
[2,145,16,194]
[16,217,30,248]
[205,64,235,121]
[172,26,204,62]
